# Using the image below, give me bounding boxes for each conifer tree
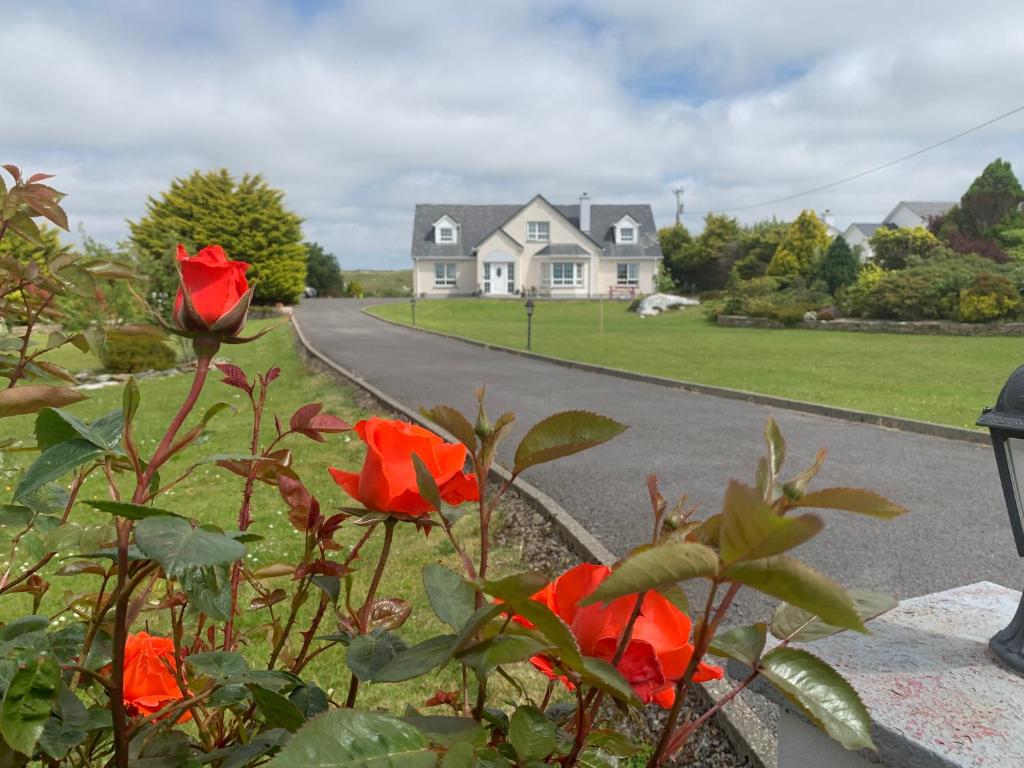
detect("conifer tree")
[767,209,831,277]
[817,234,859,295]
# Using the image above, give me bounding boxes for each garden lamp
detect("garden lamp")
[525,299,535,351]
[410,296,416,327]
[977,362,1024,674]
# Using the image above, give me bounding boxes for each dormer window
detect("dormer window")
[432,215,459,245]
[613,215,640,245]
[527,221,550,242]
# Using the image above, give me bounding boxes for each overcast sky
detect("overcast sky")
[4,0,1024,268]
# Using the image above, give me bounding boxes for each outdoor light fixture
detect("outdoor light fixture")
[525,299,535,351]
[410,296,416,327]
[978,362,1024,674]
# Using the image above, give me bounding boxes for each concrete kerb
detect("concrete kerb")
[291,315,777,768]
[363,306,987,447]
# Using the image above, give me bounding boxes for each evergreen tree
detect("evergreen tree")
[304,242,344,297]
[817,235,859,295]
[128,169,306,307]
[767,210,830,277]
[656,223,693,289]
[960,158,1024,234]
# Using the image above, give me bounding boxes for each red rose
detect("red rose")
[328,417,479,517]
[121,631,190,721]
[519,564,722,708]
[173,244,252,336]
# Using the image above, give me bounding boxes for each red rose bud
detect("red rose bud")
[173,244,253,338]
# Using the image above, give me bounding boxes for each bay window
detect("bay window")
[544,262,584,287]
[434,262,457,287]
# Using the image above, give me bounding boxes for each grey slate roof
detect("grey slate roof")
[535,244,590,256]
[411,200,663,259]
[846,222,886,237]
[897,201,957,219]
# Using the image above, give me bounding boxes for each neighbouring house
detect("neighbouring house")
[841,201,956,262]
[410,194,662,298]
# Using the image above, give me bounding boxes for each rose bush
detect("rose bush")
[0,164,907,768]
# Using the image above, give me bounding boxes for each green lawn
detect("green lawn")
[345,269,412,297]
[367,299,1024,430]
[0,320,531,709]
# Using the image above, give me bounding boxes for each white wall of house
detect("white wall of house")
[594,259,657,295]
[842,227,874,263]
[414,258,477,296]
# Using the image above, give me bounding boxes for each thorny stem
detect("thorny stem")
[8,290,54,389]
[345,519,396,708]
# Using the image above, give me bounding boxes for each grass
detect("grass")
[367,299,1024,430]
[345,269,413,297]
[0,319,531,709]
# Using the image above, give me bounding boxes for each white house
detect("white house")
[841,201,956,262]
[410,194,662,298]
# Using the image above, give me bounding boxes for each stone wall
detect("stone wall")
[717,314,1024,336]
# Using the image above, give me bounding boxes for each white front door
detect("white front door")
[486,262,512,295]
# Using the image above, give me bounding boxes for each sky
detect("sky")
[3,0,1024,269]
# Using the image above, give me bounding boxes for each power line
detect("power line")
[683,102,1024,215]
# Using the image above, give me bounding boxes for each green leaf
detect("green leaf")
[482,571,547,602]
[38,686,89,759]
[401,714,485,748]
[266,709,437,768]
[577,747,618,768]
[765,417,785,476]
[346,631,408,681]
[420,405,478,452]
[579,657,638,704]
[133,516,245,578]
[790,488,906,519]
[423,564,476,631]
[512,411,625,475]
[719,481,822,564]
[14,439,104,502]
[128,726,194,767]
[483,578,582,671]
[759,646,874,750]
[0,655,60,755]
[34,408,121,451]
[441,740,476,768]
[579,543,718,606]
[509,707,556,762]
[707,623,767,666]
[81,500,182,521]
[215,729,289,768]
[412,454,442,512]
[771,590,898,642]
[123,378,140,430]
[374,635,457,683]
[311,574,340,603]
[289,684,329,719]
[457,635,550,677]
[181,564,233,620]
[5,211,43,247]
[186,651,250,685]
[725,556,865,633]
[247,684,305,733]
[586,730,643,757]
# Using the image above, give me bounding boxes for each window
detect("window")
[527,221,550,242]
[617,263,639,286]
[438,226,454,243]
[545,262,583,287]
[619,227,635,244]
[434,262,457,287]
[507,262,515,293]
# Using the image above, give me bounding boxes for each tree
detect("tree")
[868,226,940,270]
[818,235,859,295]
[656,223,693,289]
[0,221,62,264]
[659,215,742,291]
[129,169,306,307]
[766,209,830,277]
[960,158,1024,234]
[304,242,344,297]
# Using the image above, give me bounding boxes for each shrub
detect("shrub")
[957,273,1022,322]
[346,280,364,298]
[838,263,885,317]
[101,331,177,372]
[945,231,1010,263]
[869,226,940,270]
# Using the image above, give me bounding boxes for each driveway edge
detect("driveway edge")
[364,306,986,446]
[291,314,777,768]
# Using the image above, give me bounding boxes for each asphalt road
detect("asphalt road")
[294,298,1021,625]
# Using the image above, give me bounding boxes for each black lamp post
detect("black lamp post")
[978,363,1024,674]
[524,299,535,351]
[410,296,417,327]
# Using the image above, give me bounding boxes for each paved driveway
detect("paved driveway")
[295,298,1020,625]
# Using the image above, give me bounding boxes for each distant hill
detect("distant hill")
[344,269,412,297]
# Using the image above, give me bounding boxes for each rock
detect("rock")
[802,310,817,324]
[636,293,700,318]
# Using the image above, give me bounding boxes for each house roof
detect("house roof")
[411,199,663,259]
[535,244,590,256]
[845,222,886,238]
[890,201,957,221]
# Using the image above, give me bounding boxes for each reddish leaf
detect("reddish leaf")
[0,385,86,417]
[294,560,351,580]
[2,164,21,183]
[27,173,55,184]
[251,588,287,610]
[369,598,412,631]
[289,403,323,431]
[424,690,459,708]
[319,513,348,541]
[216,363,253,394]
[290,403,351,441]
[264,366,281,384]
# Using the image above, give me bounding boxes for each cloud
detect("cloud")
[3,0,1023,267]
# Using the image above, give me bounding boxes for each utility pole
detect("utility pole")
[673,187,684,226]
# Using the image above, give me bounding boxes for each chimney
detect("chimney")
[579,192,591,233]
[823,209,835,229]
